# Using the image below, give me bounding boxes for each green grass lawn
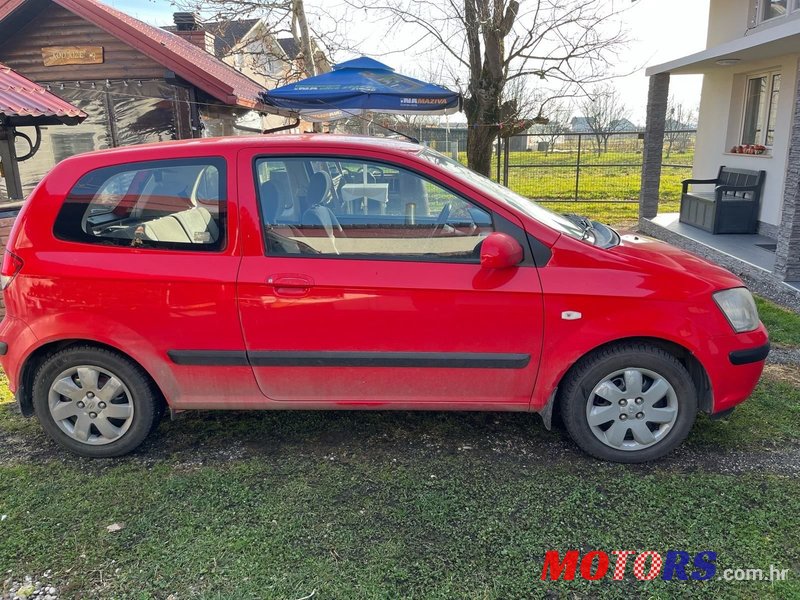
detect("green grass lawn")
[1,296,798,599]
[756,297,800,348]
[1,440,798,600]
[1,377,799,599]
[459,149,693,224]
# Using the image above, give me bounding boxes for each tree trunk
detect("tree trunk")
[464,86,501,177]
[292,0,315,78]
[466,124,496,176]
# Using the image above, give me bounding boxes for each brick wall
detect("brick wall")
[639,72,670,219]
[0,214,18,318]
[774,60,800,282]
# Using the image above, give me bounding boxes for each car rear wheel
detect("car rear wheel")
[32,346,161,457]
[560,343,698,463]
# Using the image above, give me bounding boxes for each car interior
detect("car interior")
[71,163,224,247]
[255,158,494,258]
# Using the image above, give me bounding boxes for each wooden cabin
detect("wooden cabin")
[0,0,271,195]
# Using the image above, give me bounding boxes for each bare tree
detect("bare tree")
[578,84,629,155]
[332,112,440,138]
[174,0,353,84]
[347,0,629,175]
[665,96,698,158]
[528,98,573,155]
[291,0,315,77]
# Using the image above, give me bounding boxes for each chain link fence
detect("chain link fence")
[421,128,696,227]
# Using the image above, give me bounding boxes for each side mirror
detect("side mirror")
[480,232,524,270]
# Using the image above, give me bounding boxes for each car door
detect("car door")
[236,148,544,408]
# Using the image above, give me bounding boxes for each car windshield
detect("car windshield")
[419,148,587,241]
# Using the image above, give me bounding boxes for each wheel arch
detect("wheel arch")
[542,336,712,429]
[17,339,167,417]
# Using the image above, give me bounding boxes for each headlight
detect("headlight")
[713,287,760,333]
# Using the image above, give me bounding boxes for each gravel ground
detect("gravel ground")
[2,574,58,600]
[746,277,800,313]
[1,401,798,476]
[767,346,800,365]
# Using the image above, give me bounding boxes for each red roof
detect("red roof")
[0,0,269,110]
[0,62,86,124]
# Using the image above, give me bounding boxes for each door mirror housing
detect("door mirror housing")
[480,232,524,270]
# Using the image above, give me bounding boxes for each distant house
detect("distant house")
[570,116,639,133]
[0,0,276,195]
[570,116,592,132]
[640,0,800,290]
[164,13,330,100]
[664,117,696,131]
[610,118,638,132]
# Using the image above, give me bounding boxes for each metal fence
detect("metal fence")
[487,129,697,225]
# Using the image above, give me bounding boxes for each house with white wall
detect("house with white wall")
[638,0,800,292]
[166,13,330,133]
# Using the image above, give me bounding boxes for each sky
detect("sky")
[108,0,710,125]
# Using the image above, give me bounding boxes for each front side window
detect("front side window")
[418,148,589,241]
[54,158,226,250]
[742,72,781,147]
[254,157,494,261]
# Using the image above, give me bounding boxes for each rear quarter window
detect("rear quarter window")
[53,158,227,251]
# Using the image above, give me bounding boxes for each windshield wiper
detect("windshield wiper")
[564,213,595,243]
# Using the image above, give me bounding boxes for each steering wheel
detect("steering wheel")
[429,202,452,238]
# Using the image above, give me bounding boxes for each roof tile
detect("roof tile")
[0,62,86,123]
[0,0,268,110]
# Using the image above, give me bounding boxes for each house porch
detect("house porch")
[638,22,800,298]
[640,213,800,294]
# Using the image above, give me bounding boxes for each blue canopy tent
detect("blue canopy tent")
[260,57,461,122]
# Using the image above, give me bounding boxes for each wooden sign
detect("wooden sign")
[42,46,104,67]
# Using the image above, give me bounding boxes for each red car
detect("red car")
[0,135,769,462]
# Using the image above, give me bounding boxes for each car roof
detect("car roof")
[67,134,426,162]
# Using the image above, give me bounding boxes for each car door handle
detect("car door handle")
[266,274,314,297]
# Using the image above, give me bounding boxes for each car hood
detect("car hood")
[610,233,744,291]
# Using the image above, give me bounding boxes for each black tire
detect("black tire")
[560,343,697,463]
[32,346,161,458]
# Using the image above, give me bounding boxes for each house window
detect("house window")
[741,71,781,147]
[763,0,787,20]
[765,74,780,146]
[755,0,800,23]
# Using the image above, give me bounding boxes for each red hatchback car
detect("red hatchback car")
[0,135,769,462]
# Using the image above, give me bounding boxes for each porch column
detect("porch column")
[774,63,800,282]
[639,72,670,219]
[0,125,23,201]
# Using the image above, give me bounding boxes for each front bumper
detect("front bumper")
[729,342,770,365]
[702,325,769,414]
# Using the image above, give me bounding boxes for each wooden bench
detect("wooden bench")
[679,166,766,234]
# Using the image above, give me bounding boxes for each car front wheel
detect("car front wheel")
[32,346,161,457]
[560,343,698,463]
